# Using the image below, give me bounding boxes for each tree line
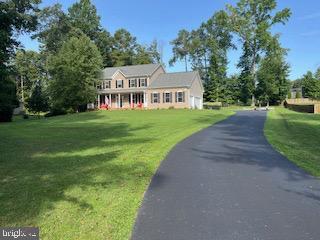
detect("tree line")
[1,0,163,121]
[2,0,319,123]
[169,0,291,106]
[290,68,320,100]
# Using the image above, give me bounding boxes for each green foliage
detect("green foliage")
[169,29,191,71]
[14,50,46,103]
[302,70,320,100]
[48,35,103,111]
[0,77,17,122]
[26,81,49,115]
[68,0,101,40]
[256,36,290,105]
[295,91,301,99]
[0,0,40,122]
[227,0,291,103]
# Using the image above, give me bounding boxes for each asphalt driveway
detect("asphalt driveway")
[131,111,320,240]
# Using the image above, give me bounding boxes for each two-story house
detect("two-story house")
[96,63,204,109]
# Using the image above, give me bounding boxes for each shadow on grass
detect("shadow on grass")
[0,112,155,225]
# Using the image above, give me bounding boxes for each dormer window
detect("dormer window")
[116,80,123,88]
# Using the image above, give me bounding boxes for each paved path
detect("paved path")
[132,111,320,240]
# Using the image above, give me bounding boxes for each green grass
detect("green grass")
[265,107,320,177]
[0,109,234,240]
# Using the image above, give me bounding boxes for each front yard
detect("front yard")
[265,107,320,177]
[0,109,233,240]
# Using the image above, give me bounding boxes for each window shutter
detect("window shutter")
[145,79,148,87]
[151,93,153,103]
[116,81,118,88]
[163,93,165,103]
[175,92,177,102]
[122,80,124,88]
[138,79,140,87]
[182,92,185,102]
[170,92,172,103]
[158,93,160,103]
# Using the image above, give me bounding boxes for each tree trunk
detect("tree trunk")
[184,55,188,72]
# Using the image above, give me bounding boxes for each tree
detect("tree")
[68,0,100,40]
[256,36,290,105]
[0,0,40,122]
[227,0,291,105]
[27,81,49,116]
[205,11,234,102]
[169,29,191,72]
[302,71,320,100]
[111,29,138,66]
[33,4,72,54]
[14,50,45,104]
[48,35,103,112]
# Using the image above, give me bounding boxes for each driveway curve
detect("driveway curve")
[131,111,320,240]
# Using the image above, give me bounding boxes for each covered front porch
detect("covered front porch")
[97,91,147,109]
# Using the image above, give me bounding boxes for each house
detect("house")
[96,63,204,109]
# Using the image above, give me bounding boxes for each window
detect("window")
[129,79,137,88]
[97,83,102,90]
[140,78,147,87]
[103,80,111,89]
[151,93,159,103]
[164,92,172,103]
[116,80,123,88]
[176,91,184,102]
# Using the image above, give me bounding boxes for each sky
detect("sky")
[19,0,320,80]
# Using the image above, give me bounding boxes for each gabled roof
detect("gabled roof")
[101,63,161,79]
[149,71,199,89]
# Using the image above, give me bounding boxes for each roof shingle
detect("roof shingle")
[101,63,161,79]
[149,72,198,89]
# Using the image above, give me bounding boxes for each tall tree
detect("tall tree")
[27,80,49,116]
[227,0,291,105]
[256,36,290,105]
[33,4,72,54]
[169,29,191,72]
[14,50,45,104]
[0,0,40,122]
[302,71,320,100]
[48,34,103,112]
[68,0,100,40]
[111,29,138,66]
[205,11,234,102]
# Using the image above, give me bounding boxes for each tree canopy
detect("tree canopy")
[48,35,103,112]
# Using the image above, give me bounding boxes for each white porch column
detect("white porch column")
[130,92,133,108]
[144,91,148,108]
[118,93,120,108]
[109,93,111,107]
[104,95,107,105]
[97,95,100,108]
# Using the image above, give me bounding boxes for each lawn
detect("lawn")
[264,107,320,177]
[0,109,234,240]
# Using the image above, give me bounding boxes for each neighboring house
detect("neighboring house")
[289,87,303,99]
[96,63,204,109]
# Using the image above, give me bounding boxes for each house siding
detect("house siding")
[146,88,190,109]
